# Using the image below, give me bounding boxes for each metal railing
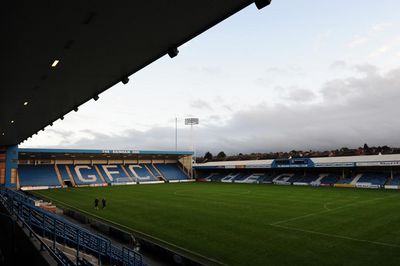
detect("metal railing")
[0,193,72,265]
[0,188,146,266]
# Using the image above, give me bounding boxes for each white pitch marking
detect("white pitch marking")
[271,194,398,226]
[323,202,331,211]
[271,224,400,249]
[174,189,251,197]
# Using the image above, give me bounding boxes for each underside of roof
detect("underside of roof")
[18,148,193,160]
[0,0,269,146]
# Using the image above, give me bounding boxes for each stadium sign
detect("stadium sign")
[314,162,355,168]
[385,185,400,190]
[355,183,380,189]
[356,161,400,167]
[246,164,272,169]
[102,150,140,154]
[276,164,308,168]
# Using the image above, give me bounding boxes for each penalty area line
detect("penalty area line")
[270,224,400,249]
[323,202,331,211]
[271,194,398,226]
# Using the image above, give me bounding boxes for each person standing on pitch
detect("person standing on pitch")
[101,198,106,209]
[94,198,99,210]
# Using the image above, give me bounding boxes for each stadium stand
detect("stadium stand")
[97,164,132,184]
[57,164,72,181]
[335,177,354,184]
[273,173,294,185]
[155,164,189,181]
[194,166,399,191]
[350,174,363,185]
[318,174,339,186]
[386,174,400,185]
[333,174,358,188]
[67,165,106,186]
[202,172,225,182]
[199,171,272,184]
[18,165,61,189]
[13,150,400,191]
[231,172,248,181]
[291,173,317,186]
[195,171,213,180]
[232,172,255,183]
[194,154,400,190]
[356,172,388,188]
[385,174,400,189]
[210,173,227,182]
[124,164,159,183]
[146,164,163,180]
[286,174,303,184]
[297,173,320,184]
[260,174,275,184]
[241,173,266,183]
[221,173,241,183]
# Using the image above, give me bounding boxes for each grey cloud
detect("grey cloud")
[190,99,213,110]
[222,105,233,111]
[45,128,74,137]
[330,60,347,69]
[320,79,355,100]
[43,128,78,145]
[354,64,378,76]
[282,88,317,103]
[35,65,400,155]
[207,115,222,122]
[52,127,179,151]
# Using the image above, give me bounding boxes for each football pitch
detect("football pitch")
[33,183,400,266]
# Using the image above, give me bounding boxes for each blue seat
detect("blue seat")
[287,174,303,183]
[68,165,105,185]
[57,164,71,181]
[233,172,251,181]
[297,174,319,183]
[320,174,339,185]
[357,173,387,186]
[146,164,162,177]
[124,165,158,182]
[155,164,189,180]
[260,174,274,183]
[336,178,353,184]
[386,175,400,185]
[18,165,61,187]
[96,164,132,183]
[200,172,225,181]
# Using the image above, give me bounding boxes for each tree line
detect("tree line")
[197,144,400,163]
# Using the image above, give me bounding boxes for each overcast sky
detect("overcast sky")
[21,0,400,155]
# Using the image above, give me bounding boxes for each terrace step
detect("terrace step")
[40,237,99,265]
[54,165,65,188]
[147,164,166,182]
[350,174,363,185]
[314,174,328,183]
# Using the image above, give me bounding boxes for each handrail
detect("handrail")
[0,190,72,266]
[20,215,75,266]
[0,187,147,266]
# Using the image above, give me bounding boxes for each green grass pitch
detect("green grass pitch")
[33,183,400,266]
